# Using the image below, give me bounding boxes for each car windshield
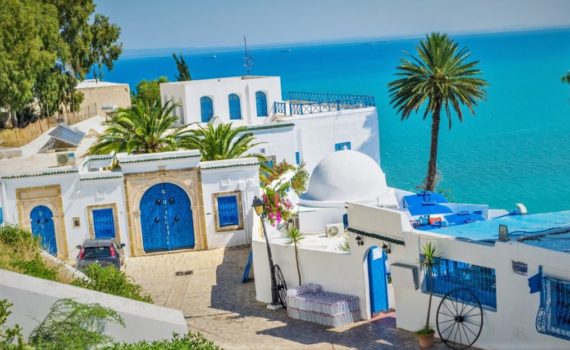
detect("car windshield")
[83,246,111,258]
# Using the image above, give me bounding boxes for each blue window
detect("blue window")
[335,142,351,151]
[263,155,276,169]
[422,258,497,309]
[537,276,570,340]
[342,213,348,228]
[295,151,301,166]
[92,208,116,239]
[200,96,214,123]
[228,94,242,120]
[0,207,3,225]
[255,91,268,117]
[216,193,242,229]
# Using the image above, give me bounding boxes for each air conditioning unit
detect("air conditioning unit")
[56,152,76,167]
[325,223,344,237]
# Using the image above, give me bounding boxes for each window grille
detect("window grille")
[536,276,570,340]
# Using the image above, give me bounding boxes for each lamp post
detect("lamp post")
[252,195,281,308]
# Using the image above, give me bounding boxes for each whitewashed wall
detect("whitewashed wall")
[248,125,297,166]
[298,207,346,234]
[0,269,188,343]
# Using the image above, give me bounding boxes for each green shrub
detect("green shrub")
[11,258,57,281]
[105,332,222,350]
[0,224,41,255]
[72,264,153,303]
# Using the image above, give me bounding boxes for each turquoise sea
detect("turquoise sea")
[98,29,570,213]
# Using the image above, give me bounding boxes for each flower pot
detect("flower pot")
[418,332,435,349]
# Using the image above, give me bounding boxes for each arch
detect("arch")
[139,182,195,252]
[255,91,268,117]
[200,96,214,123]
[366,246,389,315]
[228,93,242,120]
[30,205,57,256]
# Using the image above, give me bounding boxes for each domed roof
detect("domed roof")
[300,151,395,207]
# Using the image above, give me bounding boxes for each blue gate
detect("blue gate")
[30,205,57,256]
[92,208,116,239]
[367,246,389,314]
[140,183,195,252]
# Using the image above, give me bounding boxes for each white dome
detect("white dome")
[300,151,395,207]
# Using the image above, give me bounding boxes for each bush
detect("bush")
[105,332,222,350]
[72,264,153,303]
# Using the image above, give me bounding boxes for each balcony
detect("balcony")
[274,91,375,116]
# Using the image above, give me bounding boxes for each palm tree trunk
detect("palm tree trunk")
[294,243,302,286]
[425,105,442,191]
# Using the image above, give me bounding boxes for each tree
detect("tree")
[389,33,487,191]
[563,71,570,84]
[178,123,262,161]
[90,14,122,81]
[133,77,169,106]
[285,228,304,286]
[89,100,185,155]
[173,53,191,81]
[418,242,440,336]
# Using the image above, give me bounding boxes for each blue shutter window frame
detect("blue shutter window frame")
[200,96,214,123]
[228,94,242,120]
[255,91,268,117]
[295,151,301,165]
[214,192,244,231]
[335,142,351,151]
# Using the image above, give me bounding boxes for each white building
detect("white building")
[160,76,380,172]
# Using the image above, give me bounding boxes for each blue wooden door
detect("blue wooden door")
[255,91,268,116]
[30,205,57,256]
[92,208,116,239]
[368,246,389,314]
[140,183,194,252]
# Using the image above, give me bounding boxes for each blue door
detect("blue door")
[140,183,195,252]
[200,96,213,123]
[30,205,57,256]
[368,246,389,314]
[92,208,116,239]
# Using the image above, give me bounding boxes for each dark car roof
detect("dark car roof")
[82,239,116,247]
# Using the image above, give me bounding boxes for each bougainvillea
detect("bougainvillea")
[262,187,293,226]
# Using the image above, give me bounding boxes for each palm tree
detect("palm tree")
[89,100,185,155]
[419,242,440,335]
[178,123,262,161]
[285,227,304,285]
[562,71,570,84]
[389,33,487,191]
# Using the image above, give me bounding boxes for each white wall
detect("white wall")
[248,125,297,166]
[0,269,188,343]
[299,207,346,234]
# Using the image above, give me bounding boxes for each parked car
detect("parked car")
[76,239,125,271]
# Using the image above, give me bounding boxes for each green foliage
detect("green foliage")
[0,299,31,350]
[29,299,124,350]
[260,160,308,195]
[389,32,487,191]
[173,53,191,81]
[133,76,169,106]
[285,228,304,285]
[419,242,441,332]
[104,332,222,350]
[90,14,123,81]
[72,264,153,303]
[178,123,262,161]
[89,100,185,155]
[11,258,57,281]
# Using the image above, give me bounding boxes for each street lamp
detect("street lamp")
[252,195,281,308]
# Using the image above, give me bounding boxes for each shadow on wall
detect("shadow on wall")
[355,111,380,165]
[208,246,420,350]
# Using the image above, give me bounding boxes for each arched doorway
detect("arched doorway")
[30,205,57,256]
[367,246,389,315]
[140,183,195,252]
[200,96,214,123]
[255,91,268,117]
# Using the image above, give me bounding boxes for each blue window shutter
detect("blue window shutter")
[335,142,351,151]
[228,94,242,120]
[0,207,3,225]
[255,91,268,117]
[200,96,213,122]
[295,151,301,165]
[92,208,116,239]
[217,195,240,227]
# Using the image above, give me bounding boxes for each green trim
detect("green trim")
[80,175,123,181]
[347,227,405,246]
[119,153,200,164]
[1,169,78,180]
[246,123,294,132]
[201,162,259,171]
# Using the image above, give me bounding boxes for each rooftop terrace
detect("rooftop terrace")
[274,91,375,116]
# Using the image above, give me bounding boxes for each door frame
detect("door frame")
[86,203,121,241]
[366,245,389,315]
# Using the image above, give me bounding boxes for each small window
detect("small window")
[228,94,242,120]
[335,142,351,151]
[295,151,301,166]
[200,96,214,123]
[0,207,3,225]
[255,91,268,117]
[213,191,244,232]
[263,155,276,169]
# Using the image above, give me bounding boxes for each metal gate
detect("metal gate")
[139,183,195,252]
[367,246,389,314]
[92,208,116,239]
[30,205,57,255]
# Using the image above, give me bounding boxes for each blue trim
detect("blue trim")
[256,91,268,117]
[335,142,351,151]
[92,208,116,239]
[295,151,301,165]
[200,96,214,123]
[537,276,570,340]
[0,207,3,225]
[368,246,389,314]
[228,93,242,120]
[217,195,240,227]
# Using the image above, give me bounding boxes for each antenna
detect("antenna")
[243,36,253,75]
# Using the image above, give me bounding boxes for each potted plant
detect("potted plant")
[416,241,441,348]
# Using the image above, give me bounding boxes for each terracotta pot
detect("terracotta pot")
[418,332,434,349]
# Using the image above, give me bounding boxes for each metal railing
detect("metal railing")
[422,258,497,309]
[273,91,375,116]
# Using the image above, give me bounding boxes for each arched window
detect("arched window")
[228,94,242,120]
[255,91,268,117]
[200,96,213,123]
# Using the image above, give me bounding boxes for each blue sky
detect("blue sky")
[95,0,570,50]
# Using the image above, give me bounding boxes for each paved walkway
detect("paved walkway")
[125,246,450,350]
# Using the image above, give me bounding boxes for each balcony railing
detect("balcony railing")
[273,91,375,116]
